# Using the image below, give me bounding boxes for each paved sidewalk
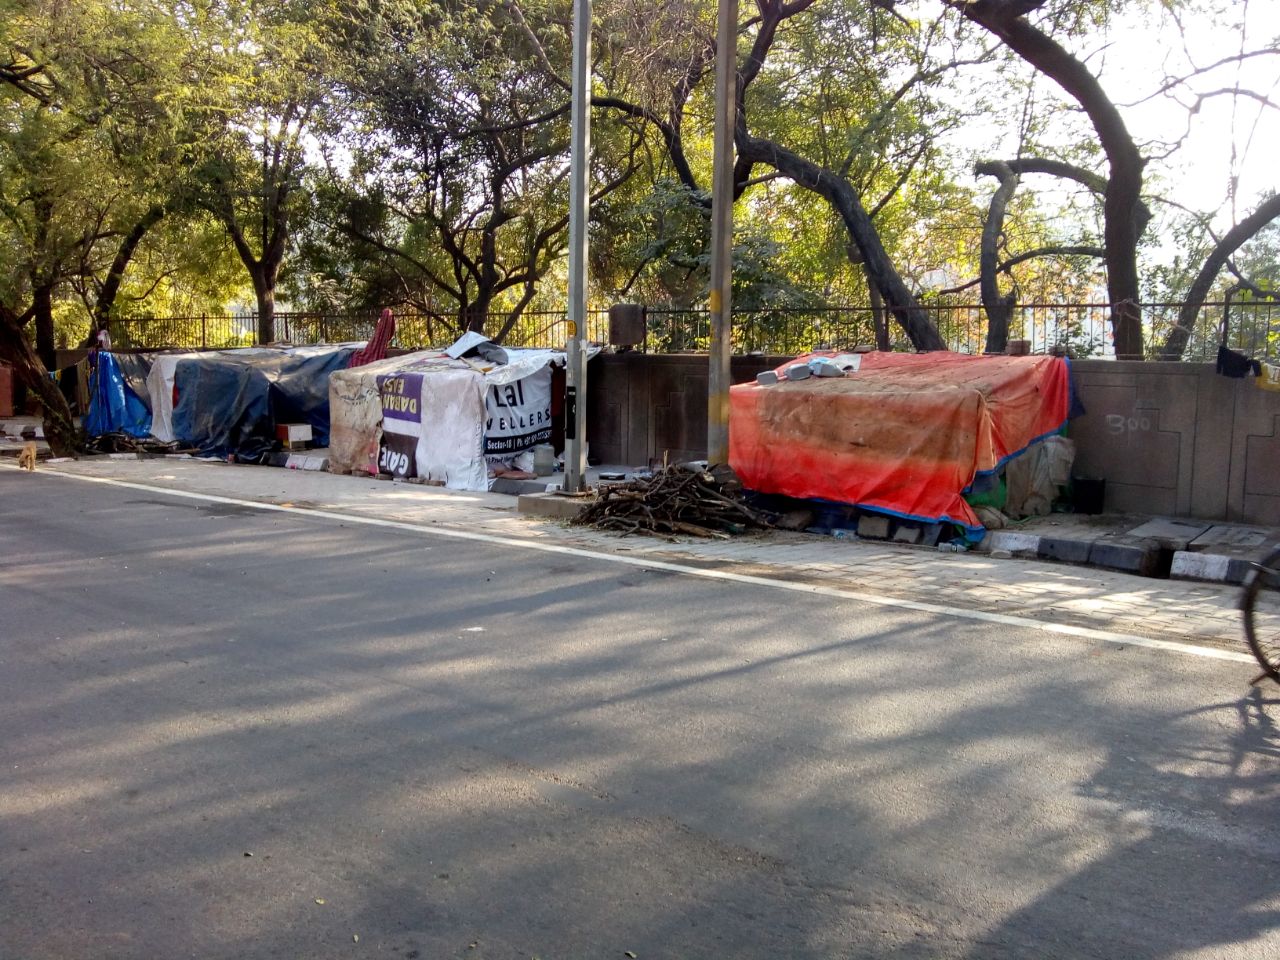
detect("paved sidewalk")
[10,456,1259,652]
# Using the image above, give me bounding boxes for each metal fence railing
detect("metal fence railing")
[108,300,1278,361]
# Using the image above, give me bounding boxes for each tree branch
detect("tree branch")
[1159,193,1280,359]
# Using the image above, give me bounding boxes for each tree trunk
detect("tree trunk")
[1159,194,1280,359]
[739,132,946,351]
[215,191,286,345]
[975,161,1019,353]
[33,283,56,371]
[89,205,165,340]
[253,268,276,344]
[866,270,890,351]
[846,248,891,351]
[493,281,539,344]
[960,0,1147,359]
[0,305,80,456]
[462,294,491,334]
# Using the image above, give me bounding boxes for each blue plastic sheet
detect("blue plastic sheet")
[85,351,153,437]
[170,348,355,458]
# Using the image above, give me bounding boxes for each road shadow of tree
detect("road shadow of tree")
[951,687,1280,960]
[4,472,1280,959]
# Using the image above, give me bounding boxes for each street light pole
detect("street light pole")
[707,0,737,466]
[563,0,592,493]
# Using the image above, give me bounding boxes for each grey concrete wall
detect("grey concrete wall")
[586,353,786,466]
[1069,359,1280,525]
[586,353,1280,525]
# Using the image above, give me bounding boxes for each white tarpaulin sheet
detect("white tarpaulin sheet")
[483,365,552,455]
[417,368,488,489]
[326,336,590,491]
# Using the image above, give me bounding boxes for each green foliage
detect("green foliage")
[0,0,1274,356]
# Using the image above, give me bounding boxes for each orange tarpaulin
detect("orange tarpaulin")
[729,352,1072,531]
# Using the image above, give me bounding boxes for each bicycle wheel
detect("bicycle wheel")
[1243,547,1280,682]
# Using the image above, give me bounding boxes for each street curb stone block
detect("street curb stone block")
[1170,551,1253,584]
[857,515,891,539]
[1089,540,1159,576]
[1038,537,1093,564]
[987,531,1042,557]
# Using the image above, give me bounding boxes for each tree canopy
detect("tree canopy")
[2,0,1278,419]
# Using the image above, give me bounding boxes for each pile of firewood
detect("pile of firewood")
[572,465,772,539]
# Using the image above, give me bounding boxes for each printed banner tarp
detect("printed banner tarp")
[377,372,425,478]
[484,366,553,455]
[327,343,572,491]
[729,351,1072,531]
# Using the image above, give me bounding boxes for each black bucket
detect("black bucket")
[1071,476,1106,515]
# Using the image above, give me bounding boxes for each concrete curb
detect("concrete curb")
[986,529,1252,583]
[1169,551,1254,584]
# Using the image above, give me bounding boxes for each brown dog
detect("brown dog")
[17,441,36,471]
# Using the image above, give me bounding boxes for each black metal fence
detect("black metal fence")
[108,300,1278,361]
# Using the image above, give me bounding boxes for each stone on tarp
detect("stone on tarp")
[785,363,811,381]
[974,505,1007,529]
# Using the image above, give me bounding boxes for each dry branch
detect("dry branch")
[572,465,773,539]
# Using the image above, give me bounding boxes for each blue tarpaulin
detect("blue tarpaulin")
[85,351,153,437]
[170,348,355,458]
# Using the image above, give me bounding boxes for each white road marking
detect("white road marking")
[7,463,1256,665]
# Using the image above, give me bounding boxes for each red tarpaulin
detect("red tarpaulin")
[729,351,1072,531]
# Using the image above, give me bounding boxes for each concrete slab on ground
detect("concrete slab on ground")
[517,491,592,520]
[1124,517,1212,549]
[981,512,1272,583]
[1087,536,1164,577]
[491,464,644,497]
[1170,524,1279,584]
[1169,551,1256,584]
[1187,523,1274,554]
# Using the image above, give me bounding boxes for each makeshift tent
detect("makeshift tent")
[168,346,358,458]
[328,339,574,491]
[329,350,490,487]
[85,351,153,437]
[729,351,1072,533]
[146,348,274,442]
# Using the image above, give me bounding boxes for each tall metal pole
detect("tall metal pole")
[707,0,737,466]
[563,0,591,493]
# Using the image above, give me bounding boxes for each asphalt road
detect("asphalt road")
[3,468,1279,960]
